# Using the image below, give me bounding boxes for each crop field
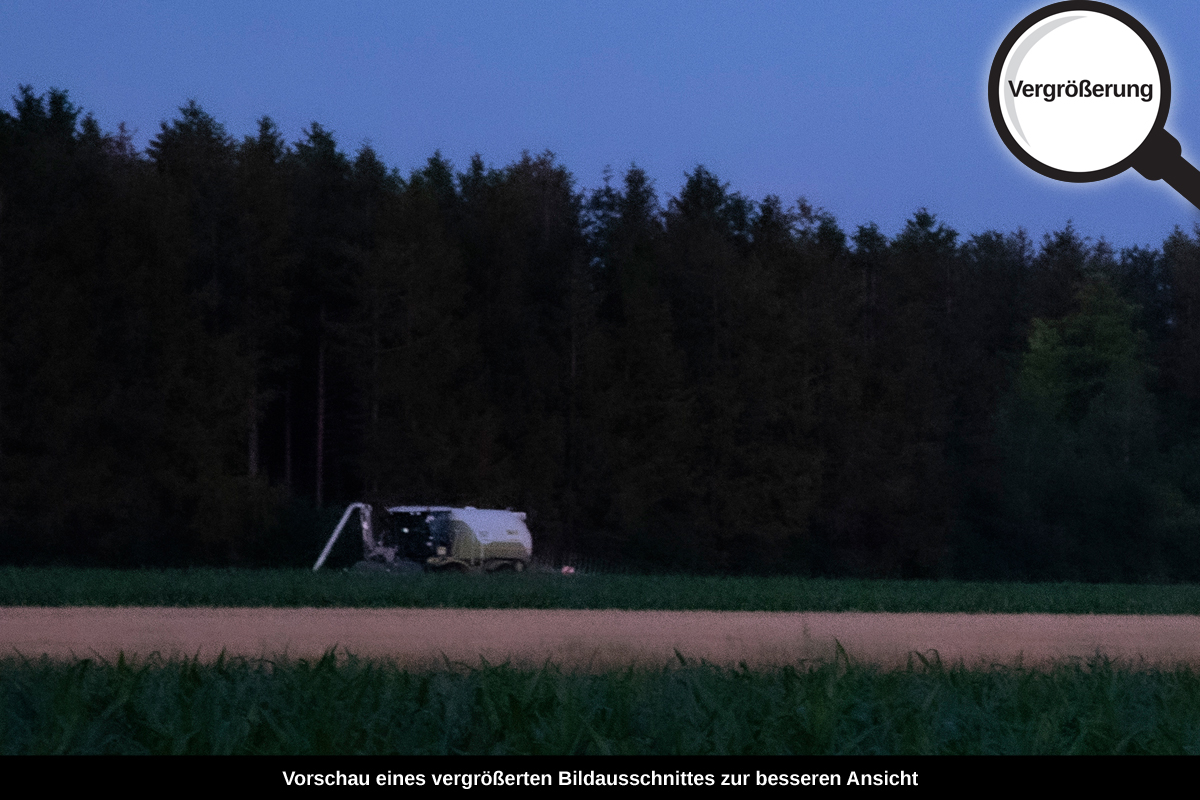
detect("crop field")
[4,651,1200,755]
[4,566,1200,612]
[3,567,1200,755]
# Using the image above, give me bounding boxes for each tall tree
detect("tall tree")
[993,281,1179,580]
[582,165,695,565]
[232,117,295,485]
[451,151,587,552]
[287,123,352,508]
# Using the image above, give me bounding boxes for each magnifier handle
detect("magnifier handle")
[1132,128,1200,211]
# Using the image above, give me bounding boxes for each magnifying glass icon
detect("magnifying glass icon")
[990,1,1200,209]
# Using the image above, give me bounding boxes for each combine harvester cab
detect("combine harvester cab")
[313,503,533,573]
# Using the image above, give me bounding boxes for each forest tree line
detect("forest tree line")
[2,86,1199,580]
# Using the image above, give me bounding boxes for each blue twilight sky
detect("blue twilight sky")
[4,0,1200,250]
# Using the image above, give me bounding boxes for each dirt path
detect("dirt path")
[4,608,1200,669]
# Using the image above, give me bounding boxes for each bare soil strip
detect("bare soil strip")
[3,608,1200,670]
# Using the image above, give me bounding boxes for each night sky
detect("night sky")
[5,0,1200,249]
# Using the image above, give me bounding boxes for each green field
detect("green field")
[3,566,1200,613]
[3,651,1199,755]
[6,567,1200,755]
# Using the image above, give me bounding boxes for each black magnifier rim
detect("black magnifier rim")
[989,0,1170,183]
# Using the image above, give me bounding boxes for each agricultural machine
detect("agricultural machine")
[312,503,533,573]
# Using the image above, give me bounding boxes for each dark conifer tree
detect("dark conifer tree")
[582,166,695,565]
[286,123,353,508]
[232,117,296,491]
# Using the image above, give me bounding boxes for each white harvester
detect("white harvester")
[312,503,533,574]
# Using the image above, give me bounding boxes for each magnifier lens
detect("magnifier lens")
[995,8,1165,178]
